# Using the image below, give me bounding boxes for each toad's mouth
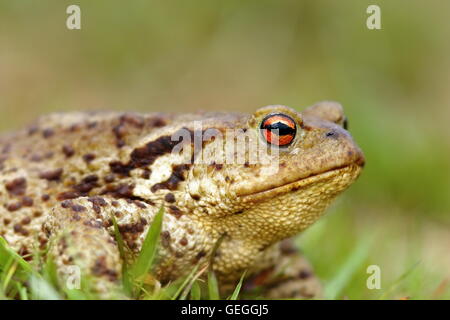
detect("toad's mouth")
[239,164,362,202]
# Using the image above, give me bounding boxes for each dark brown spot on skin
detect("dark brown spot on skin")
[87,122,97,129]
[69,123,82,132]
[83,220,103,229]
[113,114,145,148]
[42,128,54,138]
[109,161,134,177]
[71,204,86,212]
[92,204,101,214]
[21,196,33,207]
[19,246,32,260]
[103,183,135,199]
[38,235,48,249]
[141,169,151,179]
[41,194,50,202]
[33,211,42,218]
[109,128,196,177]
[112,124,127,148]
[21,217,31,225]
[30,154,42,162]
[130,130,190,168]
[13,224,29,236]
[28,125,39,136]
[179,237,188,246]
[121,114,145,127]
[111,201,119,207]
[193,250,206,263]
[118,219,147,234]
[7,202,22,211]
[298,270,312,279]
[3,218,11,225]
[128,241,139,250]
[61,200,73,209]
[103,219,113,228]
[191,194,200,201]
[72,175,99,194]
[88,196,107,207]
[148,117,166,127]
[91,256,118,281]
[279,241,298,255]
[168,205,182,219]
[134,200,147,209]
[5,177,27,196]
[57,191,81,201]
[44,152,54,159]
[161,231,171,248]
[104,174,115,183]
[151,164,191,193]
[62,145,75,157]
[245,267,274,288]
[87,196,107,214]
[164,193,176,203]
[39,168,63,181]
[214,163,223,170]
[83,153,96,163]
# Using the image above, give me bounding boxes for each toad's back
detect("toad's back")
[0,111,234,253]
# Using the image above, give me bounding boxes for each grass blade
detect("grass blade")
[378,261,420,300]
[110,213,133,295]
[129,207,164,280]
[110,213,127,261]
[208,270,220,300]
[173,264,200,300]
[229,271,247,300]
[0,237,33,273]
[324,236,372,299]
[206,234,226,300]
[190,281,201,300]
[29,275,61,300]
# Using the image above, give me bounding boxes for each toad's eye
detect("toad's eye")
[260,113,296,146]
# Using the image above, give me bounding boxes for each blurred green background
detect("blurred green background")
[0,0,449,299]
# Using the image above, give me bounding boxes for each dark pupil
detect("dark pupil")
[265,121,295,136]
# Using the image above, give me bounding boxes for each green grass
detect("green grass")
[1,203,449,300]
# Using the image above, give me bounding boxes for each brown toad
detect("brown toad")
[0,101,364,298]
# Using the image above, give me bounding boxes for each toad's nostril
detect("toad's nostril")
[325,130,338,138]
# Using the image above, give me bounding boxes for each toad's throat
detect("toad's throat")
[239,164,362,201]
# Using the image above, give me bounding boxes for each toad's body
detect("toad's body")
[0,102,364,298]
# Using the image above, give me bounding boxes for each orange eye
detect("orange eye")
[260,113,296,146]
